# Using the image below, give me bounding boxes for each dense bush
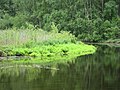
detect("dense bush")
[0,0,120,42]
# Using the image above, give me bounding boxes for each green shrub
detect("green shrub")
[29,52,39,57]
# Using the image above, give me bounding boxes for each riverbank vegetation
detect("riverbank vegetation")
[0,0,120,42]
[0,10,96,63]
[0,43,96,63]
[0,28,96,63]
[105,39,120,44]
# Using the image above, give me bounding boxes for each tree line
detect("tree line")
[0,0,120,42]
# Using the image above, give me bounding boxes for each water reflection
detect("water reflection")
[0,45,120,90]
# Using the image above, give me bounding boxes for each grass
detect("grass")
[0,29,76,47]
[0,29,96,63]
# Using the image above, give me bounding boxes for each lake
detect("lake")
[0,45,120,90]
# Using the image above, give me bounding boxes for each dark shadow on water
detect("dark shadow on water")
[0,45,120,90]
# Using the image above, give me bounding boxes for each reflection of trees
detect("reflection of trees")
[0,45,120,90]
[73,45,120,90]
[0,63,59,90]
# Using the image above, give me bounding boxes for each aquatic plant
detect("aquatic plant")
[0,29,76,47]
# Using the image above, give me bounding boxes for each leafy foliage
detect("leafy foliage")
[0,0,120,42]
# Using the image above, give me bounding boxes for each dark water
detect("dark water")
[0,45,120,90]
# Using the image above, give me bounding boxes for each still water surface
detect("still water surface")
[0,45,120,90]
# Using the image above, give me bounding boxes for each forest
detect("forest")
[0,0,120,42]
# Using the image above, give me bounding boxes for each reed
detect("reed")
[0,29,76,47]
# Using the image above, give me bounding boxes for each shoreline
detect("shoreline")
[84,42,120,47]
